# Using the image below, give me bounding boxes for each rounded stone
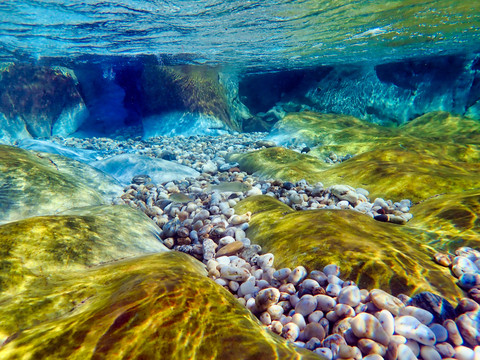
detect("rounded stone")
[255,287,281,313]
[303,322,325,342]
[350,313,390,346]
[337,285,361,307]
[397,343,418,360]
[395,315,436,346]
[315,295,336,312]
[357,338,386,356]
[326,283,341,297]
[454,345,475,360]
[456,311,480,347]
[429,323,448,343]
[216,240,244,257]
[282,322,300,342]
[376,309,395,336]
[288,266,308,285]
[370,289,405,316]
[420,346,442,360]
[323,264,340,276]
[295,295,317,316]
[399,306,434,325]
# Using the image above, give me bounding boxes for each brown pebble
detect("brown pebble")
[228,167,240,173]
[444,319,463,346]
[456,298,480,315]
[434,252,453,267]
[176,237,191,246]
[216,241,244,257]
[469,288,480,303]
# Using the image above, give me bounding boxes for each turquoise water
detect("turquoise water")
[1,0,479,70]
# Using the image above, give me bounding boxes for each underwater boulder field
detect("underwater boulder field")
[0,0,480,359]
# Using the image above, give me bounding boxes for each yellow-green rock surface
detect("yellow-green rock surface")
[0,145,122,224]
[235,195,463,301]
[0,205,322,360]
[141,65,240,131]
[410,189,480,252]
[233,111,480,202]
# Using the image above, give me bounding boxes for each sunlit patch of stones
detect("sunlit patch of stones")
[116,172,479,359]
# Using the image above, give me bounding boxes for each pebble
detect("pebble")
[399,306,434,325]
[350,313,390,346]
[288,266,308,285]
[454,345,475,360]
[397,343,418,360]
[295,295,317,316]
[219,265,250,282]
[337,285,361,307]
[376,309,395,335]
[370,288,405,316]
[420,345,442,360]
[216,241,244,257]
[395,315,436,346]
[255,287,281,312]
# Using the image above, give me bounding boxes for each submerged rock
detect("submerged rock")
[234,195,462,299]
[0,145,121,224]
[0,248,320,360]
[0,64,88,143]
[91,153,199,185]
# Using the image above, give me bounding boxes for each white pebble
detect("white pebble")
[395,315,436,346]
[308,310,324,323]
[295,295,317,316]
[288,266,308,285]
[337,285,361,307]
[323,264,340,276]
[273,268,291,281]
[376,309,395,335]
[455,345,475,360]
[315,295,336,312]
[420,345,442,360]
[397,343,419,360]
[257,253,274,269]
[326,283,341,297]
[399,306,434,325]
[350,312,390,346]
[314,347,333,360]
[291,313,307,330]
[282,322,300,341]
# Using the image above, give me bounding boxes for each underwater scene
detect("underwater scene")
[0,1,480,359]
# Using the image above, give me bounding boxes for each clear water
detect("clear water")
[1,0,480,71]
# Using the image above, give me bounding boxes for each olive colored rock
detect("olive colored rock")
[229,147,328,184]
[409,189,480,252]
[235,195,462,300]
[0,145,122,223]
[0,204,322,360]
[0,252,320,359]
[0,205,166,297]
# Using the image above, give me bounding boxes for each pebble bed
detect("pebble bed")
[53,134,413,224]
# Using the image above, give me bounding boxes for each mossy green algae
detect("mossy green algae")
[0,145,121,224]
[409,189,480,252]
[235,195,463,300]
[0,252,322,360]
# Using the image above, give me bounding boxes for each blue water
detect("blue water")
[1,0,480,71]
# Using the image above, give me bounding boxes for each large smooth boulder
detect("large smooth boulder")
[141,65,240,138]
[91,153,200,185]
[0,145,121,224]
[0,64,88,143]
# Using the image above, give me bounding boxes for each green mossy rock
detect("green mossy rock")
[0,145,121,223]
[0,251,320,359]
[0,205,322,360]
[235,196,463,301]
[318,149,480,202]
[229,147,328,184]
[141,65,240,131]
[0,205,166,297]
[410,189,480,252]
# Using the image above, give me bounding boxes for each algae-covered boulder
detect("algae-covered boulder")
[0,249,319,359]
[410,189,480,251]
[235,195,463,300]
[0,145,122,223]
[229,147,328,184]
[0,205,166,296]
[141,65,240,137]
[0,63,88,143]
